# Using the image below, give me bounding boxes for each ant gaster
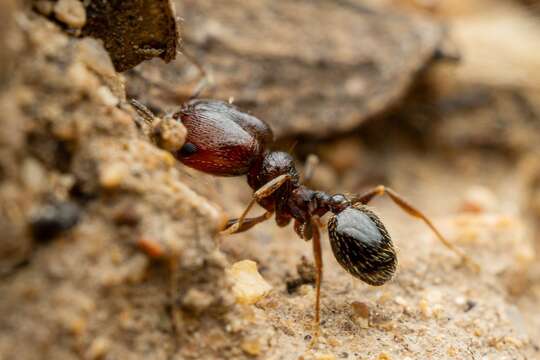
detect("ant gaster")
[131,98,478,327]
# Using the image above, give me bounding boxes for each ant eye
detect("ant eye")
[328,205,396,286]
[179,142,198,157]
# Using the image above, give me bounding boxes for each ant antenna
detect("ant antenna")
[303,154,319,184]
[287,140,299,154]
[129,99,156,125]
[177,39,214,99]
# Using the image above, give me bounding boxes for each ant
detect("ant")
[129,54,478,330]
[131,96,479,329]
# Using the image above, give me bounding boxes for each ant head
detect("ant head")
[248,151,300,190]
[327,203,396,286]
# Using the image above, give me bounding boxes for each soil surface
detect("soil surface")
[1,1,540,360]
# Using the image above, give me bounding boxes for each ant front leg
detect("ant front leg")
[353,185,480,271]
[221,174,291,235]
[223,212,273,234]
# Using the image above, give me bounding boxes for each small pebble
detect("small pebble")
[181,288,214,313]
[447,346,457,356]
[419,298,431,318]
[394,296,407,306]
[68,316,87,336]
[67,62,99,94]
[327,337,341,347]
[54,0,86,29]
[460,185,497,213]
[351,301,370,328]
[315,353,336,360]
[113,206,140,226]
[123,254,149,284]
[465,300,477,312]
[377,292,393,304]
[297,284,313,296]
[96,86,119,107]
[227,260,272,305]
[454,296,466,306]
[99,162,128,189]
[351,301,370,319]
[21,158,48,193]
[86,337,110,360]
[241,339,262,356]
[137,238,165,258]
[34,0,54,15]
[30,201,80,241]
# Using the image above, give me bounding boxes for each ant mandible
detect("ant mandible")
[130,83,478,329]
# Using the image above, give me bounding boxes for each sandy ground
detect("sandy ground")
[0,1,539,360]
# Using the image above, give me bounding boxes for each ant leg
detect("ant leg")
[129,99,156,125]
[223,212,273,233]
[305,216,322,349]
[353,185,479,270]
[220,174,291,235]
[310,216,323,327]
[303,154,319,184]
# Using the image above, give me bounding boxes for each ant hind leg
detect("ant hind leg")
[352,185,480,271]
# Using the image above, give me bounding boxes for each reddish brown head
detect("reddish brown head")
[174,100,273,176]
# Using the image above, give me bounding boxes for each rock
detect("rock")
[29,201,81,241]
[131,0,446,138]
[82,0,178,71]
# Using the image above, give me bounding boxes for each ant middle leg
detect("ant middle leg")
[310,217,323,327]
[220,174,291,235]
[304,216,323,349]
[353,185,479,270]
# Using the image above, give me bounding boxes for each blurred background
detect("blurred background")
[1,0,540,359]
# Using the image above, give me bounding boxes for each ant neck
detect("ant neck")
[312,191,351,215]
